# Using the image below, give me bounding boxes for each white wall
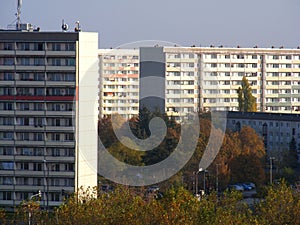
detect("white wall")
[76,32,98,190]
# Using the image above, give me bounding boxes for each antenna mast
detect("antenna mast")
[16,0,22,30]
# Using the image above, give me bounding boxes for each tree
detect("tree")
[237,76,257,112]
[288,137,299,168]
[255,181,300,225]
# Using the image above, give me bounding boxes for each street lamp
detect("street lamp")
[216,164,221,194]
[198,168,209,195]
[269,157,275,185]
[28,190,41,225]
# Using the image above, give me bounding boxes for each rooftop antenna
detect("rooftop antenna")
[61,19,69,32]
[16,0,22,30]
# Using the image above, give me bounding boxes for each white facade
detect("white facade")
[98,49,139,119]
[0,31,98,211]
[99,47,300,120]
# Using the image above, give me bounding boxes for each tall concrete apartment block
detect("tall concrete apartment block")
[0,31,98,210]
[99,46,300,120]
[98,49,139,119]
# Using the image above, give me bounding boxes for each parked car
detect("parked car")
[244,182,256,189]
[241,183,252,191]
[228,184,244,191]
[147,185,160,193]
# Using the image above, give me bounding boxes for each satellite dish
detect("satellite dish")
[61,19,69,31]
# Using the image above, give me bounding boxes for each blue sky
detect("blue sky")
[0,0,299,48]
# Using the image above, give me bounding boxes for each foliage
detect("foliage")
[2,182,300,224]
[237,76,257,112]
[255,181,300,225]
[0,208,6,224]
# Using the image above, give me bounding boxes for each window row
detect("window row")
[0,72,76,81]
[0,57,76,66]
[103,55,139,60]
[0,147,74,157]
[0,132,75,142]
[0,102,74,111]
[0,162,75,172]
[103,70,139,75]
[0,42,75,51]
[103,77,138,82]
[0,117,73,127]
[0,87,75,96]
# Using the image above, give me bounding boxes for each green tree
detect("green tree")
[255,181,300,225]
[288,137,299,168]
[237,76,257,112]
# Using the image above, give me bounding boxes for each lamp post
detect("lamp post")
[269,157,275,185]
[216,164,221,194]
[28,190,41,225]
[195,170,200,196]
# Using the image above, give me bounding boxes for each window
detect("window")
[211,54,217,59]
[2,177,13,185]
[20,58,30,66]
[20,162,29,170]
[52,58,61,66]
[51,193,60,201]
[0,162,14,170]
[34,58,44,66]
[0,117,14,125]
[33,163,42,171]
[0,147,13,155]
[4,58,14,65]
[0,132,14,140]
[0,102,13,110]
[52,43,61,51]
[2,73,13,81]
[286,55,292,60]
[65,58,75,66]
[65,43,75,51]
[34,43,44,51]
[3,43,13,50]
[0,192,12,200]
[19,43,30,51]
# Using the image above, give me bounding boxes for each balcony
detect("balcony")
[15,50,45,56]
[46,51,75,57]
[45,111,74,116]
[45,156,75,162]
[14,140,45,146]
[16,65,45,71]
[46,81,75,86]
[14,170,44,177]
[46,66,75,72]
[15,155,44,161]
[15,80,45,86]
[0,80,14,85]
[0,65,15,70]
[0,50,14,55]
[45,126,74,132]
[45,141,75,147]
[0,125,14,131]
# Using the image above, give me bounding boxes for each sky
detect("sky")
[0,0,299,48]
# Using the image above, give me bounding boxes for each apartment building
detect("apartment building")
[0,30,98,211]
[227,111,300,160]
[98,49,139,120]
[99,46,300,120]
